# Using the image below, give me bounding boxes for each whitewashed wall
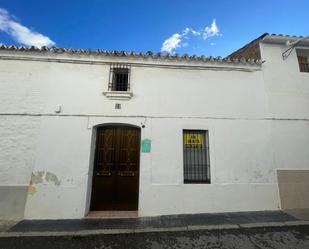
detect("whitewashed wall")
[0,47,308,219]
[259,42,309,169]
[260,42,309,119]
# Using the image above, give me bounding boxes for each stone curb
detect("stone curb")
[1,221,309,238]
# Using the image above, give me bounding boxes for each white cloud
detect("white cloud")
[182,27,201,37]
[0,8,55,47]
[161,33,182,53]
[182,27,190,36]
[161,19,221,53]
[202,19,220,40]
[191,30,201,36]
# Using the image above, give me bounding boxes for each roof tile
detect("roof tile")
[0,44,263,66]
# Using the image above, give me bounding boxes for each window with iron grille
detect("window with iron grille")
[108,64,131,91]
[296,49,309,73]
[183,130,210,184]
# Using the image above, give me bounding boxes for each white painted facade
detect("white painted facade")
[0,34,309,219]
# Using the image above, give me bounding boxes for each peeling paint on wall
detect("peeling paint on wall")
[30,171,44,185]
[45,172,61,186]
[27,185,36,195]
[29,171,61,189]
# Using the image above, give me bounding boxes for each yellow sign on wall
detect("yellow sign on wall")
[184,133,204,147]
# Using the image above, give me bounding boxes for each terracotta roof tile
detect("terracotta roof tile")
[0,44,262,66]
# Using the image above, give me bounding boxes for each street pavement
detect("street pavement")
[1,225,309,249]
[4,210,300,233]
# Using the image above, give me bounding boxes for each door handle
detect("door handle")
[96,171,112,176]
[118,171,135,177]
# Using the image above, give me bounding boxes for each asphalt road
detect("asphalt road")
[1,225,309,249]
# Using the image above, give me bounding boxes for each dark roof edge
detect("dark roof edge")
[227,33,308,59]
[226,33,269,59]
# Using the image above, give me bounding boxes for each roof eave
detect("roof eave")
[0,45,262,67]
[262,34,309,46]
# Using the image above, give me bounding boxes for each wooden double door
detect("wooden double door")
[90,125,141,211]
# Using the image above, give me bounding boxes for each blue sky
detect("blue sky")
[0,0,308,56]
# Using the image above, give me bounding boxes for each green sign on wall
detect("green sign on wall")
[141,139,151,153]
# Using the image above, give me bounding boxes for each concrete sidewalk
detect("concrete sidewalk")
[1,210,309,237]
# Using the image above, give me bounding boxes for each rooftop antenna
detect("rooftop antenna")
[282,35,309,60]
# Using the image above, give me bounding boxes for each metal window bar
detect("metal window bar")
[299,63,309,72]
[108,63,131,91]
[183,130,210,184]
[297,56,309,73]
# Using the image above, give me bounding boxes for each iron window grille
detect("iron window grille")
[183,130,210,184]
[297,56,309,72]
[108,63,131,91]
[296,49,309,73]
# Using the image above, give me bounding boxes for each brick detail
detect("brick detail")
[229,41,261,60]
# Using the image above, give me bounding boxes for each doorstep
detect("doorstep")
[1,210,309,237]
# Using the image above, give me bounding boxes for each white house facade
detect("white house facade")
[0,33,309,220]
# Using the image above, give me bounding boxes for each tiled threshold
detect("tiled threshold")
[85,211,138,219]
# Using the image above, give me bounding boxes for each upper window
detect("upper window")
[109,64,131,91]
[183,130,210,184]
[296,49,309,73]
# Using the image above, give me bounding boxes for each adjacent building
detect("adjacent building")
[0,33,308,220]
